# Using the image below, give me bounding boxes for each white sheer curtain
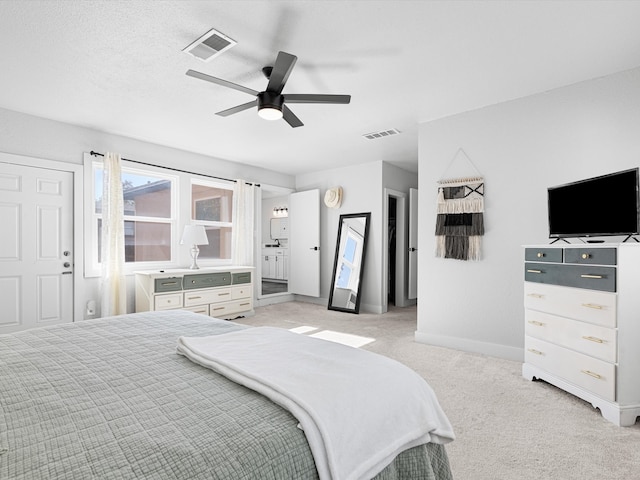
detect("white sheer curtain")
[231,179,256,266]
[100,152,127,316]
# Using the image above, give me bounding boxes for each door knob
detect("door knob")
[409,247,417,252]
[63,262,71,268]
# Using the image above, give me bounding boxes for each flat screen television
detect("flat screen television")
[548,168,640,239]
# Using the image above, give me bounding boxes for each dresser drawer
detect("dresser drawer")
[232,272,252,284]
[524,282,616,328]
[154,277,182,292]
[524,247,563,263]
[525,336,615,401]
[564,248,616,266]
[183,305,209,315]
[525,262,616,292]
[183,272,231,290]
[231,285,252,300]
[208,299,252,318]
[184,288,232,306]
[154,293,183,310]
[525,310,617,362]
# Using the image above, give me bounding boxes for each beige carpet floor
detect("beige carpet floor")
[234,301,640,480]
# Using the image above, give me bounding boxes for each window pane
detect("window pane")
[95,167,172,218]
[98,219,171,263]
[192,183,233,222]
[198,226,232,260]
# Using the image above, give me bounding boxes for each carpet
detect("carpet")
[234,301,640,480]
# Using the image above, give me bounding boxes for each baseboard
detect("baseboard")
[255,294,295,308]
[414,331,523,362]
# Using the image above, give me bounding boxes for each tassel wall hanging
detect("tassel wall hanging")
[435,149,485,261]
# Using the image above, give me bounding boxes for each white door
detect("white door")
[289,189,320,297]
[0,162,74,334]
[408,188,418,300]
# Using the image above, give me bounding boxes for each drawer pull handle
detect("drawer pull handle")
[536,252,545,258]
[582,336,605,344]
[212,307,225,311]
[581,253,591,259]
[162,281,178,285]
[527,320,545,327]
[527,269,542,274]
[188,296,202,300]
[527,293,544,298]
[218,292,230,296]
[580,274,603,279]
[527,348,544,356]
[581,370,602,380]
[240,302,251,307]
[581,303,603,310]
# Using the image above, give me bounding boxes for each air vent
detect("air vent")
[362,128,400,140]
[183,28,236,62]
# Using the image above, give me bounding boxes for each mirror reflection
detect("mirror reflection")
[328,212,371,313]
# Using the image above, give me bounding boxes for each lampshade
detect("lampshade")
[180,225,209,246]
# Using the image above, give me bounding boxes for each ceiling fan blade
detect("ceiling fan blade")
[282,105,304,128]
[186,69,259,96]
[267,51,297,94]
[284,94,351,104]
[216,100,257,117]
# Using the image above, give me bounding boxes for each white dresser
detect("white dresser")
[135,266,254,320]
[522,243,640,426]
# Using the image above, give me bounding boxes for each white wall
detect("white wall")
[296,160,418,313]
[0,106,295,319]
[416,67,640,360]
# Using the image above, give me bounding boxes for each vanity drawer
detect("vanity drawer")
[154,293,183,310]
[564,248,616,266]
[524,248,563,263]
[525,336,615,401]
[184,288,232,306]
[525,262,616,292]
[154,277,182,292]
[525,310,617,362]
[183,272,231,290]
[524,282,616,328]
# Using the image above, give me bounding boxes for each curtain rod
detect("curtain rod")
[89,151,260,187]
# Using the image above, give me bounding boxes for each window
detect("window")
[84,154,235,276]
[191,181,233,260]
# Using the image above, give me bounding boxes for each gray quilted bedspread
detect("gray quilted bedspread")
[0,310,452,479]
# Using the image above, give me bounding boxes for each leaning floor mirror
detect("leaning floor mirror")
[328,212,371,314]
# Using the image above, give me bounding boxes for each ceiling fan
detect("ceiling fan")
[186,51,351,128]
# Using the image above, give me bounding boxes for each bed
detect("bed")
[0,310,453,479]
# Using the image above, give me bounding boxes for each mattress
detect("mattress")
[0,310,453,479]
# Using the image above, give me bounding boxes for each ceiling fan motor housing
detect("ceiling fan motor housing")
[258,91,284,111]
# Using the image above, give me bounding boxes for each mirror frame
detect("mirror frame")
[327,212,371,314]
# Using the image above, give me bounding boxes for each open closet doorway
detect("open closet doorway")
[383,188,411,312]
[258,185,294,300]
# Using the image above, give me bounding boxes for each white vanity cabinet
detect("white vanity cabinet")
[522,244,640,426]
[135,266,254,320]
[262,248,288,281]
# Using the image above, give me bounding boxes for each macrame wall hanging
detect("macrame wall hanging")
[435,148,485,261]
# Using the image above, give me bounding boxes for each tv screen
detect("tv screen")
[548,168,640,238]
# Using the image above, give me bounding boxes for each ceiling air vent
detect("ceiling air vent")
[362,128,400,140]
[183,28,236,62]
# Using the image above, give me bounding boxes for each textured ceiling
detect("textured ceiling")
[1,1,640,175]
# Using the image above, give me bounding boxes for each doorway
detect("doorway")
[383,188,410,312]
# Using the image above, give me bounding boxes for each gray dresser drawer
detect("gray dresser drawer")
[232,272,252,284]
[525,262,616,292]
[154,277,182,292]
[183,272,232,289]
[524,248,563,263]
[564,248,617,266]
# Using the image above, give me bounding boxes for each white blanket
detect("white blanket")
[177,327,454,480]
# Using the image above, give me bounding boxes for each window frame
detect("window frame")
[83,154,234,278]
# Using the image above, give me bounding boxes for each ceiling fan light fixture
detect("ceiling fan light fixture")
[257,91,284,121]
